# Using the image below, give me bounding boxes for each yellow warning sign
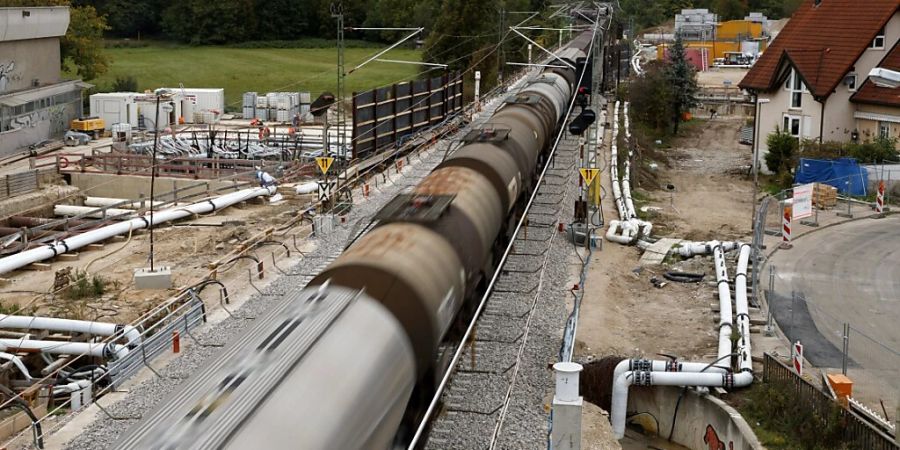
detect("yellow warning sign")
[579,168,599,186]
[316,157,334,175]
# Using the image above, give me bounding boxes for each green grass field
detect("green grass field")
[90,44,423,111]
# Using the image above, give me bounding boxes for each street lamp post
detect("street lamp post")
[751,96,770,229]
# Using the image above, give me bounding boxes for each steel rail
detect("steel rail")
[407,20,598,448]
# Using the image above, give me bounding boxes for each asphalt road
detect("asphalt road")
[769,215,900,411]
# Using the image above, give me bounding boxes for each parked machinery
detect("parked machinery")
[116,31,593,449]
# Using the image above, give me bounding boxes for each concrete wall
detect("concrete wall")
[0,38,61,94]
[68,172,246,201]
[628,386,763,450]
[0,88,81,158]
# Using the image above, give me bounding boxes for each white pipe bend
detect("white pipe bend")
[0,315,141,347]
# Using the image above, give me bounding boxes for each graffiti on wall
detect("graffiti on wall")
[703,424,734,450]
[10,105,68,132]
[0,61,18,93]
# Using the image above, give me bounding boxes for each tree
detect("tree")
[162,0,257,44]
[665,34,698,134]
[628,60,674,132]
[423,0,497,86]
[61,5,110,81]
[765,127,797,175]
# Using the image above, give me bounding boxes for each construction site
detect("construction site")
[0,2,897,450]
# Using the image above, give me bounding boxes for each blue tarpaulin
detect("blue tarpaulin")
[795,158,868,196]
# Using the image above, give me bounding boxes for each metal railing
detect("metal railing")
[763,353,898,450]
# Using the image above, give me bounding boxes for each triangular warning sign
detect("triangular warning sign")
[579,168,599,186]
[316,157,334,175]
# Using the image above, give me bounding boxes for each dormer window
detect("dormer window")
[872,27,886,49]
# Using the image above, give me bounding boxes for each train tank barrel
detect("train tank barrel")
[309,223,465,377]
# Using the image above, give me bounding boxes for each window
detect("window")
[784,115,801,137]
[872,27,886,49]
[786,69,805,109]
[879,121,890,139]
[846,73,857,91]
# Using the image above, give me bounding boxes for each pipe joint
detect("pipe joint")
[724,372,735,389]
[632,359,652,372]
[635,371,652,386]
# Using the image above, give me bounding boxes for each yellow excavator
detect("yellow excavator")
[69,116,105,140]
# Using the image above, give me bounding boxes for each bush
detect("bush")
[111,75,138,92]
[765,127,798,177]
[64,270,108,300]
[800,136,898,163]
[739,380,847,450]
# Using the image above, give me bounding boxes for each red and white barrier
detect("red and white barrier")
[781,205,792,249]
[876,180,885,214]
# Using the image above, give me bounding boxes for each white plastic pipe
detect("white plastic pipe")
[53,379,91,395]
[611,370,752,438]
[54,205,135,219]
[0,339,129,359]
[294,182,318,195]
[713,242,734,363]
[613,358,727,384]
[0,315,141,347]
[84,197,165,210]
[677,240,739,258]
[0,186,273,275]
[0,351,32,380]
[735,243,753,373]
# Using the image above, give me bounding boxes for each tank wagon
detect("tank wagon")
[116,31,593,449]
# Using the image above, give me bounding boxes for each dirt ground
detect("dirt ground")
[575,112,754,362]
[0,197,308,324]
[572,109,756,448]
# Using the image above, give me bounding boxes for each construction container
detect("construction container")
[89,93,141,128]
[242,106,255,119]
[163,88,225,113]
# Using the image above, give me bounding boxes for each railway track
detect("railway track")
[59,68,540,450]
[423,133,582,450]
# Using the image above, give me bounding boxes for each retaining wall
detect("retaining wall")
[628,386,763,450]
[68,173,241,201]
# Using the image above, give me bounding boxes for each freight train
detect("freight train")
[116,31,594,449]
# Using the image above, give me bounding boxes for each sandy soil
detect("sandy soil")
[572,111,756,446]
[642,117,753,242]
[0,198,307,324]
[576,114,753,361]
[696,69,750,88]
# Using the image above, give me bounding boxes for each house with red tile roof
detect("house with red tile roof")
[851,40,900,139]
[739,0,900,170]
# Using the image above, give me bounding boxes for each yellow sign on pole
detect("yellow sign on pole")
[579,168,599,186]
[316,157,335,175]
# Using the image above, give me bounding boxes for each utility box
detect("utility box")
[551,362,583,450]
[826,373,853,407]
[134,267,173,290]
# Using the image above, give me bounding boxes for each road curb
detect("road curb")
[763,210,898,261]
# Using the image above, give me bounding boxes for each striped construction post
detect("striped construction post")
[876,180,885,215]
[781,204,793,249]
